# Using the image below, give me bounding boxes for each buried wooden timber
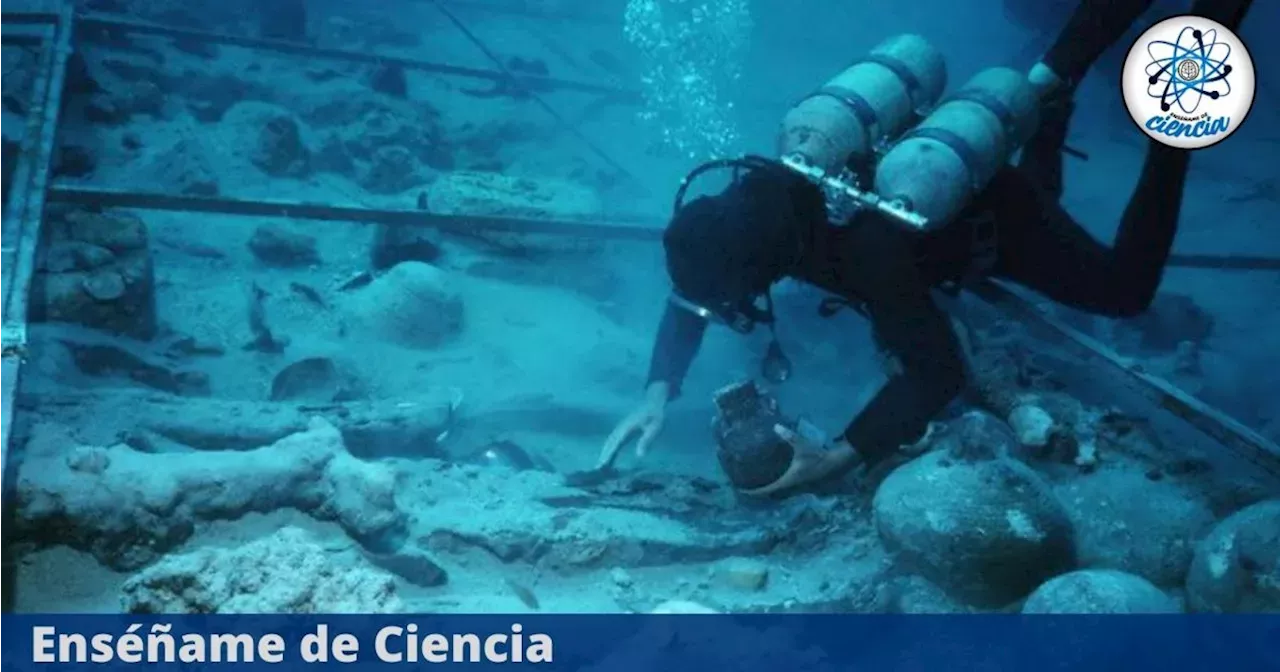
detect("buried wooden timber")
[972,280,1280,481]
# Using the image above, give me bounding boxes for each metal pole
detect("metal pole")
[1165,253,1280,272]
[0,1,72,611]
[424,0,643,188]
[434,1,616,25]
[1,23,56,299]
[3,5,72,330]
[39,187,1280,272]
[75,14,641,102]
[972,279,1280,480]
[0,11,58,25]
[45,186,665,240]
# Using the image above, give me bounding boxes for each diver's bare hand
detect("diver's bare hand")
[740,421,859,496]
[597,382,669,469]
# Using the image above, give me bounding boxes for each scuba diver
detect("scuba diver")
[598,0,1255,496]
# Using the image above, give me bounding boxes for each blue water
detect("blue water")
[0,0,1276,616]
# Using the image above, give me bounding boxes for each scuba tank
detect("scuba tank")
[873,67,1040,229]
[778,66,1041,234]
[780,34,948,176]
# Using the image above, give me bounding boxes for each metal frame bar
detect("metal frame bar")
[1,24,54,317]
[1164,253,1280,272]
[0,34,46,46]
[436,1,617,25]
[0,24,51,44]
[973,280,1280,479]
[76,11,645,186]
[2,11,71,339]
[0,11,58,26]
[0,1,72,611]
[46,186,665,240]
[424,0,639,184]
[75,14,641,102]
[39,187,1280,272]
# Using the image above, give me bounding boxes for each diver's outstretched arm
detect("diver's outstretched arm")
[835,220,968,468]
[645,300,708,400]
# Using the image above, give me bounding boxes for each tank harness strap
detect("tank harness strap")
[802,52,927,157]
[897,126,982,192]
[941,89,1018,139]
[859,53,924,107]
[898,88,1018,192]
[895,85,1024,193]
[812,85,879,143]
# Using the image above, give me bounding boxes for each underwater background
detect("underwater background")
[1,0,1278,614]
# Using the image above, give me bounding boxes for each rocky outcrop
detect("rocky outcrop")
[122,527,402,613]
[305,97,451,193]
[222,102,313,179]
[1022,569,1179,614]
[1055,467,1216,587]
[341,262,465,350]
[1186,500,1280,613]
[247,223,321,267]
[32,208,157,340]
[873,412,1077,607]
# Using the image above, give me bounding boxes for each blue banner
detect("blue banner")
[2,614,1278,670]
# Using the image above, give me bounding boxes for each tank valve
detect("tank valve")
[781,153,929,230]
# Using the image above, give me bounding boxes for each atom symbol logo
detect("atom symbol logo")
[1145,26,1233,114]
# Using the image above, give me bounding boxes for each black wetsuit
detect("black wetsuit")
[647,0,1253,468]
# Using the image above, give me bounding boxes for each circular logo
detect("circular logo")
[1121,15,1255,150]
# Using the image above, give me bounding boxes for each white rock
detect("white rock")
[1008,404,1055,447]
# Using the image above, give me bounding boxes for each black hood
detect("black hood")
[663,166,824,306]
